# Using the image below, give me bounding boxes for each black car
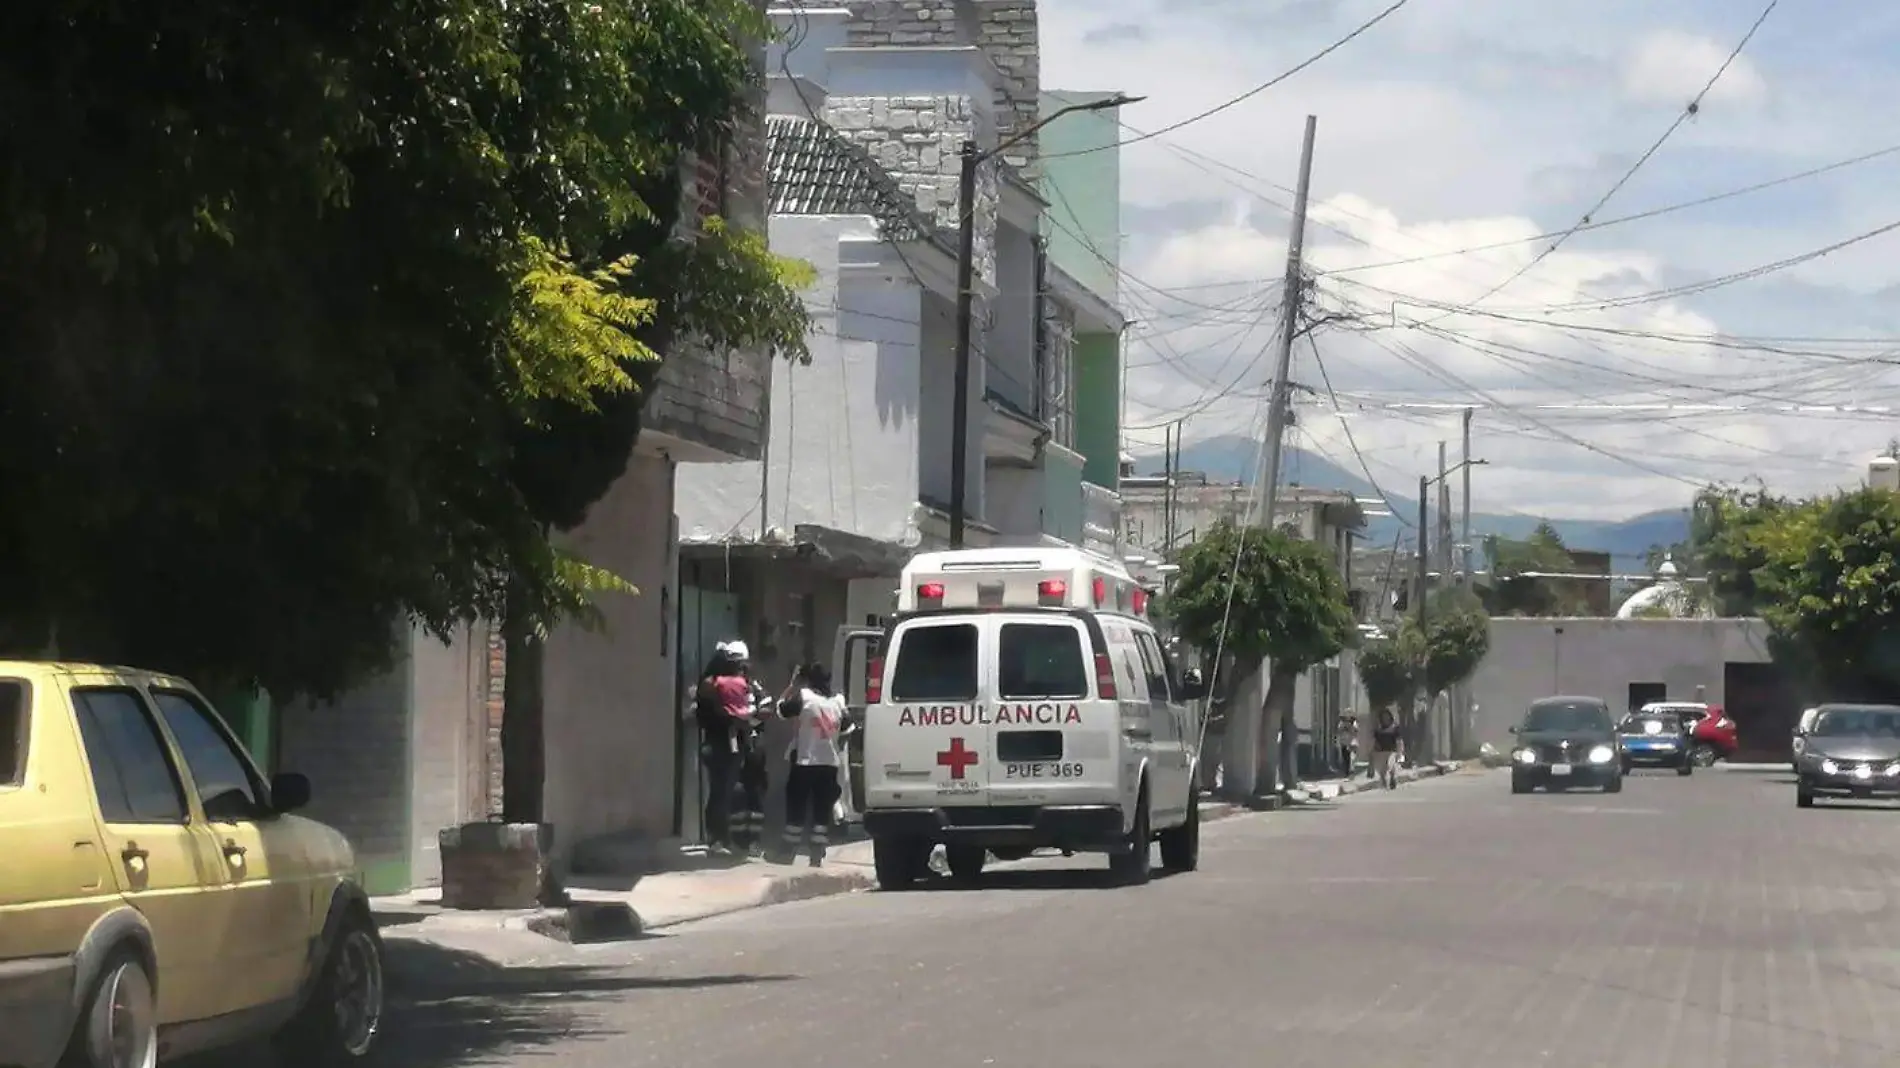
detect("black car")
[1794,703,1900,808]
[1616,709,1693,775]
[1509,696,1622,794]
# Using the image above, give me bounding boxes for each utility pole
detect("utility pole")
[1460,407,1473,585]
[1163,421,1177,554]
[1415,475,1430,757]
[1255,115,1317,526]
[1438,441,1452,578]
[948,95,1141,547]
[1454,407,1473,759]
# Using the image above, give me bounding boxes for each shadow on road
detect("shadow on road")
[377,941,797,1066]
[905,864,1189,893]
[179,940,797,1068]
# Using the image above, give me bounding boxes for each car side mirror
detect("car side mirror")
[271,772,312,814]
[1507,725,1518,734]
[1179,668,1207,701]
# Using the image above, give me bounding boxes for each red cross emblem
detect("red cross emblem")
[936,737,979,779]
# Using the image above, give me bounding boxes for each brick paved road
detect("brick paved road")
[353,766,1900,1068]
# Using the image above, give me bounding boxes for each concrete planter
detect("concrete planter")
[439,821,556,910]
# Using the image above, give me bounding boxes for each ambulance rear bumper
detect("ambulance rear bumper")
[863,805,1123,848]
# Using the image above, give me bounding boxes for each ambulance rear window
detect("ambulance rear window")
[889,623,978,701]
[998,623,1088,699]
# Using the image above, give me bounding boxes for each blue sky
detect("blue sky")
[1039,0,1900,518]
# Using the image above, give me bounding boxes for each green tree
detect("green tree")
[1169,520,1356,799]
[1481,523,1593,617]
[1747,488,1900,700]
[1406,590,1490,707]
[1356,630,1418,716]
[0,0,812,824]
[1691,483,1793,618]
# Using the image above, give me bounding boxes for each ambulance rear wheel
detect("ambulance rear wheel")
[945,844,987,881]
[1109,789,1152,886]
[872,837,928,890]
[1159,786,1200,872]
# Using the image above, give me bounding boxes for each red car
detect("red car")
[1641,701,1736,766]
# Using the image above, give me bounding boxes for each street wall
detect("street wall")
[1466,617,1772,751]
[541,452,679,863]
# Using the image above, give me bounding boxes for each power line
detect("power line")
[1307,333,1412,526]
[1442,0,1781,313]
[1039,0,1414,160]
[1323,142,1900,277]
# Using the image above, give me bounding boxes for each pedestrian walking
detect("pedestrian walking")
[720,640,776,855]
[692,646,754,854]
[1371,709,1403,790]
[1337,713,1358,778]
[776,661,846,866]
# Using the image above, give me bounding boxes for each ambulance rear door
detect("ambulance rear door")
[987,613,1118,807]
[867,616,991,807]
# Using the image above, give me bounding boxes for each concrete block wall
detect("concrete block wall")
[277,629,414,894]
[845,0,1041,174]
[647,0,774,462]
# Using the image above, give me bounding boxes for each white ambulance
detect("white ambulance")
[858,546,1205,889]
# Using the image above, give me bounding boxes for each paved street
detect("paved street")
[352,766,1900,1068]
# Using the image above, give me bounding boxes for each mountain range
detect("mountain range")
[1131,435,1690,572]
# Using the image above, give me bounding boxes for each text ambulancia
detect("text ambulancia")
[858,546,1206,889]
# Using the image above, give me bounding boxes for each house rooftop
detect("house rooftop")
[764,115,947,249]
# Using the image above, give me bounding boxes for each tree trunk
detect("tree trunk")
[499,612,546,825]
[1277,671,1300,790]
[1258,666,1299,799]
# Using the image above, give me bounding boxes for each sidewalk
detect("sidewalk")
[373,799,1248,944]
[369,777,1456,948]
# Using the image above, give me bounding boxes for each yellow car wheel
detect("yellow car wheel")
[275,915,385,1064]
[65,949,157,1068]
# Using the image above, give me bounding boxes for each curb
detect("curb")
[1235,760,1460,808]
[639,867,878,932]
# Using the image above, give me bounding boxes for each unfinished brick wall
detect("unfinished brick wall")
[646,0,773,462]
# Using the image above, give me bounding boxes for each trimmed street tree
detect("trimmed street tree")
[1169,520,1356,799]
[1404,590,1491,754]
[1356,630,1418,719]
[0,0,811,828]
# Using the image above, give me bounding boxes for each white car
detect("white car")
[859,547,1203,888]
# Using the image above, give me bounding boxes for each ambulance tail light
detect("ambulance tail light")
[916,582,945,606]
[1094,652,1117,699]
[1037,578,1067,606]
[1091,576,1107,606]
[865,656,884,704]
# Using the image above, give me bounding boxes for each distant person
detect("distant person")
[722,640,775,855]
[1372,709,1403,790]
[776,662,847,866]
[1337,713,1358,777]
[692,647,753,854]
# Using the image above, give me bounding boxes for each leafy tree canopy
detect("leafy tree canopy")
[1741,488,1900,699]
[1691,483,1794,618]
[1403,589,1491,696]
[1356,631,1417,713]
[1480,523,1593,617]
[1168,520,1356,675]
[0,0,810,697]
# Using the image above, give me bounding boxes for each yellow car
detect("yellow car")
[0,662,384,1068]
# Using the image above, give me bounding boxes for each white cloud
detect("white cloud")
[1621,29,1770,109]
[1035,0,1900,518]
